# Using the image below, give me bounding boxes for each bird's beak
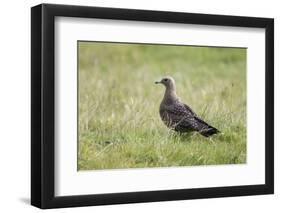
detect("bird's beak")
[155,81,161,84]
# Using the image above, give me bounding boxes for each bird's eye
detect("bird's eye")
[164,79,168,82]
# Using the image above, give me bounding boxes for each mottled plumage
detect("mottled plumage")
[155,76,219,137]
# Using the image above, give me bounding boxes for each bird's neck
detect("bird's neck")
[163,87,178,104]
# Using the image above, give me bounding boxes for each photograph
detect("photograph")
[78,41,247,170]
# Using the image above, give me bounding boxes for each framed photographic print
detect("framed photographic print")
[31,3,274,209]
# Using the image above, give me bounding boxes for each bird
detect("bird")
[155,76,219,137]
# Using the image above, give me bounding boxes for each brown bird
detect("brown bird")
[155,76,219,137]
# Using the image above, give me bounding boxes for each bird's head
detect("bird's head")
[155,76,176,90]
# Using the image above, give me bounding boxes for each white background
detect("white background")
[0,0,279,212]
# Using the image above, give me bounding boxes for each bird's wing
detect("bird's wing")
[161,101,219,135]
[163,102,194,118]
[161,102,199,130]
[183,103,197,116]
[183,103,213,129]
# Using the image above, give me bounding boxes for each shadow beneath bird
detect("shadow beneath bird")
[168,132,194,143]
[169,130,220,143]
[178,133,194,142]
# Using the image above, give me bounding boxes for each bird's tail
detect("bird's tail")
[200,126,220,137]
[194,116,220,137]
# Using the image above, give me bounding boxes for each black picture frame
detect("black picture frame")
[31,3,274,209]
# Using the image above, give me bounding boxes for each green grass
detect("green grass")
[78,42,246,170]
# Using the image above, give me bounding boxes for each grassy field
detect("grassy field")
[78,42,246,170]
